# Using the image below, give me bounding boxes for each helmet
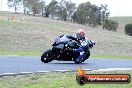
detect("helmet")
[76,29,85,40]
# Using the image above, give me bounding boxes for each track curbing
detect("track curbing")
[0,68,132,77]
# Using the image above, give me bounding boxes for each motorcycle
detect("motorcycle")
[41,40,95,64]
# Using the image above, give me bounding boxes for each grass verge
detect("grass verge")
[0,70,132,88]
[92,53,132,59]
[0,50,131,60]
[0,13,132,59]
[0,50,41,56]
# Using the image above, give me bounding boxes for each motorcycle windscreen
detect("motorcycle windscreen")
[67,41,77,48]
[52,37,61,46]
[54,44,65,49]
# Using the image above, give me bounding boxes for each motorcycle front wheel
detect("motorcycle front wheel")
[41,49,53,63]
[81,51,90,62]
[73,51,90,64]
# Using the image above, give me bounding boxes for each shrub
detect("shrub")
[104,19,118,31]
[125,24,132,36]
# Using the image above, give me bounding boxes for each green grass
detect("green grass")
[111,16,132,33]
[0,50,132,60]
[0,12,132,59]
[0,50,40,56]
[92,53,132,59]
[0,71,132,88]
[111,16,132,25]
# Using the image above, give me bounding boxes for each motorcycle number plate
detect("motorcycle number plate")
[80,51,84,55]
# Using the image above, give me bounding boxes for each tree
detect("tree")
[23,0,31,14]
[47,0,76,21]
[73,3,87,24]
[58,0,76,21]
[72,3,85,24]
[71,11,77,23]
[57,0,67,21]
[125,24,132,36]
[47,0,58,17]
[31,0,40,16]
[104,19,118,31]
[64,0,76,19]
[73,2,101,27]
[87,4,101,27]
[99,4,110,29]
[23,0,44,16]
[8,0,22,12]
[39,1,45,17]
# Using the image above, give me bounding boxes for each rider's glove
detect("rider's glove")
[88,40,96,48]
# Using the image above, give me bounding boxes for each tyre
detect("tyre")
[74,60,82,64]
[73,52,82,64]
[81,51,90,62]
[41,49,53,63]
[73,57,82,64]
[73,51,90,64]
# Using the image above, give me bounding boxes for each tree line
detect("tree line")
[7,0,118,31]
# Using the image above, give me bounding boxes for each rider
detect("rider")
[52,29,86,48]
[52,29,95,62]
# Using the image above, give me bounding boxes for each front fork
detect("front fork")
[74,46,86,62]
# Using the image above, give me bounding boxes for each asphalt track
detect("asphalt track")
[0,56,132,74]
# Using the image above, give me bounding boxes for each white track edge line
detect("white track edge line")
[0,68,132,77]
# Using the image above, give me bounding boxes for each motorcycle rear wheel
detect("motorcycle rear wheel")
[73,56,82,64]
